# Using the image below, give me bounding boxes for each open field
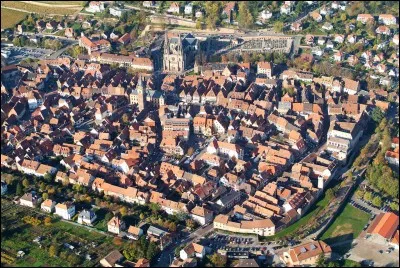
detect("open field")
[36,1,86,6]
[1,1,81,15]
[320,203,370,245]
[0,8,28,29]
[1,198,126,267]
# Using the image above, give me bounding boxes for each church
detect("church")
[163,32,199,73]
[130,76,165,111]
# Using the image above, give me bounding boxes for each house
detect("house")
[100,250,124,267]
[118,33,131,45]
[180,243,206,260]
[334,51,343,62]
[367,212,399,245]
[184,3,193,15]
[65,28,74,38]
[41,199,56,213]
[86,1,105,13]
[379,14,397,25]
[216,191,241,210]
[376,26,391,35]
[327,120,363,160]
[281,240,332,266]
[78,209,97,225]
[20,192,41,208]
[110,6,124,17]
[322,22,333,31]
[325,40,334,50]
[108,216,126,234]
[190,206,214,225]
[357,14,374,24]
[55,202,76,220]
[392,34,399,45]
[213,215,275,236]
[257,62,273,78]
[167,2,180,14]
[347,34,357,44]
[343,78,359,95]
[385,150,399,167]
[305,35,314,45]
[126,225,143,240]
[310,11,322,22]
[280,4,292,15]
[207,139,244,160]
[317,37,325,46]
[291,22,302,32]
[334,34,344,43]
[135,258,150,267]
[260,9,273,21]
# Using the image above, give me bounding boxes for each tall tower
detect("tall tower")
[137,75,146,111]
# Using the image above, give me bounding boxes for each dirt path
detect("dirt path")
[1,6,32,14]
[20,1,82,9]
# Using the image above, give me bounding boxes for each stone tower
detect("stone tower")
[137,75,146,111]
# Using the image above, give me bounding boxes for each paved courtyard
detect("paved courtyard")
[348,237,399,267]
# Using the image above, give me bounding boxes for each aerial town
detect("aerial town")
[0,1,399,267]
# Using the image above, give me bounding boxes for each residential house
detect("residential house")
[108,216,126,234]
[55,202,76,220]
[167,2,180,14]
[78,209,97,225]
[180,243,206,260]
[20,192,41,207]
[86,1,105,13]
[40,198,56,212]
[357,14,374,24]
[257,62,273,78]
[190,206,214,225]
[378,14,397,25]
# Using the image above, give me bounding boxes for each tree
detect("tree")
[168,222,177,232]
[196,19,202,30]
[372,196,383,208]
[371,107,385,123]
[390,202,399,211]
[42,192,49,200]
[44,216,52,226]
[67,254,81,266]
[237,1,254,29]
[273,21,284,33]
[209,253,227,267]
[105,212,114,222]
[22,178,30,189]
[316,253,326,267]
[186,219,196,230]
[49,244,59,257]
[120,207,128,216]
[146,242,159,260]
[16,183,23,196]
[187,147,195,156]
[340,13,347,21]
[326,188,335,200]
[140,213,145,220]
[355,190,364,199]
[122,113,129,124]
[363,191,373,201]
[149,203,161,214]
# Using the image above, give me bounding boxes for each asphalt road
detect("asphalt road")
[154,223,214,267]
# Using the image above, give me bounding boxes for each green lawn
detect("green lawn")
[320,203,370,245]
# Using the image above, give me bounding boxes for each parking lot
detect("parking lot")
[349,199,372,214]
[1,46,54,65]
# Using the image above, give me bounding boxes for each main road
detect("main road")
[154,223,214,267]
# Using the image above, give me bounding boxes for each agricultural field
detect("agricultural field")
[1,8,28,29]
[320,203,370,245]
[37,1,86,6]
[1,198,126,267]
[1,1,82,15]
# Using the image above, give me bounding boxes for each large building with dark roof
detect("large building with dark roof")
[163,32,198,73]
